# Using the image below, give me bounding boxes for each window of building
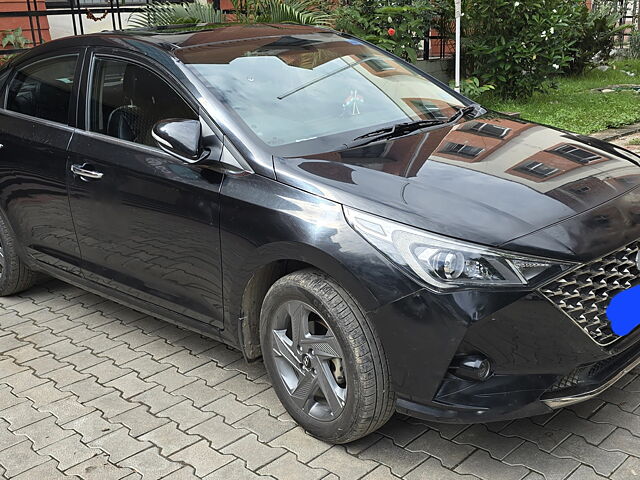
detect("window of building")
[551,145,601,164]
[466,122,511,138]
[515,161,560,178]
[441,142,484,158]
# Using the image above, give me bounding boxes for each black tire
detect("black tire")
[260,269,395,443]
[0,214,41,296]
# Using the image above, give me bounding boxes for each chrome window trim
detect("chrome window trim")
[0,107,75,133]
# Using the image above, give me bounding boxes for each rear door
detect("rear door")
[0,50,84,274]
[67,50,225,327]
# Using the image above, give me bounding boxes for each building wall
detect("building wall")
[0,0,51,48]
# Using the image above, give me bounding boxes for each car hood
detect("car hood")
[273,113,640,259]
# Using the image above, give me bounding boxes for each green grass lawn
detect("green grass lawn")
[478,59,640,135]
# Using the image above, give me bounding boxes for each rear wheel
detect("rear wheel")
[260,269,395,443]
[0,214,41,296]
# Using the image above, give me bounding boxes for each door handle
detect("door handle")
[70,164,104,180]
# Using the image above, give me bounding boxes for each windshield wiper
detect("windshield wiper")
[277,56,378,101]
[349,104,480,147]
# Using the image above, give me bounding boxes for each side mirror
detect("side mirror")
[152,118,206,163]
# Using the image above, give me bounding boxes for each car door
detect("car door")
[67,51,225,327]
[0,50,84,275]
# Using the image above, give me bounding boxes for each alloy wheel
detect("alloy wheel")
[270,300,347,421]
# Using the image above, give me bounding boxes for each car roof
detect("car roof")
[29,23,336,57]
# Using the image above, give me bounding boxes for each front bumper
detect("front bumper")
[369,286,640,424]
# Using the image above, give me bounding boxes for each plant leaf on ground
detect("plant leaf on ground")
[479,60,640,134]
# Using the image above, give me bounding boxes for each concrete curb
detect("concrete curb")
[591,122,640,141]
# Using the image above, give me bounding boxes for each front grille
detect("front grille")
[540,240,640,346]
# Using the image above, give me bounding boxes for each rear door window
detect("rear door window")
[5,55,78,125]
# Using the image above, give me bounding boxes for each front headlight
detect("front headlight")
[344,207,575,291]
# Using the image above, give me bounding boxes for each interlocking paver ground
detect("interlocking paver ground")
[0,279,638,479]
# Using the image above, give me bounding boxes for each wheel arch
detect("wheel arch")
[227,241,378,361]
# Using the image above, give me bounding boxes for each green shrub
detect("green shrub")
[628,30,640,59]
[455,0,586,99]
[334,0,434,63]
[566,4,626,74]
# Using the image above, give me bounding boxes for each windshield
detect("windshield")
[178,31,465,155]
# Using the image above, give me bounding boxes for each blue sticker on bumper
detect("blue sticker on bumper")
[606,285,640,336]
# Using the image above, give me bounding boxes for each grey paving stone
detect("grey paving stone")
[203,458,263,480]
[82,360,132,384]
[100,344,145,366]
[24,355,68,376]
[160,350,209,373]
[88,428,151,463]
[13,459,79,480]
[269,426,332,463]
[222,433,287,471]
[611,456,640,480]
[172,379,225,408]
[0,442,50,478]
[147,367,196,393]
[21,381,73,409]
[259,451,328,480]
[359,437,428,477]
[545,410,616,445]
[65,454,133,480]
[113,329,156,349]
[453,424,523,460]
[174,334,219,355]
[43,365,90,388]
[503,441,579,480]
[121,355,170,379]
[5,343,47,363]
[186,361,239,387]
[501,419,570,452]
[77,333,124,354]
[170,439,235,476]
[64,350,109,371]
[309,445,378,480]
[456,450,528,480]
[0,357,28,380]
[111,405,169,437]
[376,416,429,448]
[135,339,183,360]
[15,415,73,449]
[86,391,137,419]
[105,372,154,400]
[129,385,183,414]
[39,396,96,424]
[62,377,115,403]
[2,369,48,393]
[552,434,627,477]
[566,465,608,480]
[157,400,213,431]
[598,385,640,412]
[592,403,640,436]
[216,374,270,401]
[119,447,181,480]
[0,419,29,451]
[203,393,259,424]
[63,411,122,443]
[359,464,402,480]
[233,408,295,443]
[408,419,470,440]
[0,384,28,411]
[600,427,640,457]
[405,457,481,480]
[140,421,199,456]
[200,344,243,367]
[40,433,99,470]
[161,466,200,480]
[187,415,248,450]
[1,400,50,431]
[244,388,288,418]
[407,429,475,468]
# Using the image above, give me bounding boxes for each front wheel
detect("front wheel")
[260,269,395,443]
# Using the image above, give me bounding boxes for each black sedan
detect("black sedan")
[0,24,639,443]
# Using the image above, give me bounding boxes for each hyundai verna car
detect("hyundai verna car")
[0,24,639,444]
